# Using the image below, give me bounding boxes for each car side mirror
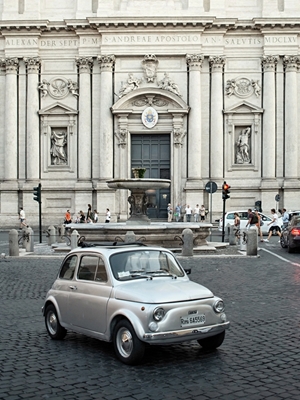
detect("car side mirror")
[184,268,191,275]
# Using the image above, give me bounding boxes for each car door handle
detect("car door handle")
[69,285,77,290]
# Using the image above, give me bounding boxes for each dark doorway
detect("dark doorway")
[131,134,170,219]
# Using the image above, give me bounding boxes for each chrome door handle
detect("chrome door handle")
[69,285,77,290]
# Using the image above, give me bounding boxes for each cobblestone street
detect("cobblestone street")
[1,250,300,400]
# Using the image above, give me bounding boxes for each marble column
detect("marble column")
[24,57,40,180]
[209,56,225,180]
[4,58,19,180]
[186,54,203,184]
[98,55,115,181]
[283,56,299,180]
[261,55,278,180]
[76,56,93,180]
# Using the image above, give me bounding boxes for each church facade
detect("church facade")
[0,0,300,226]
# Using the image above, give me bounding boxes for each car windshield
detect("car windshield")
[110,249,185,281]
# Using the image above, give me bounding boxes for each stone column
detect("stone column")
[76,57,93,180]
[186,54,203,184]
[0,60,5,180]
[24,57,41,180]
[209,56,225,180]
[4,58,19,180]
[261,56,278,180]
[283,56,299,180]
[98,55,115,181]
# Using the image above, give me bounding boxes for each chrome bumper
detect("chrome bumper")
[143,321,230,344]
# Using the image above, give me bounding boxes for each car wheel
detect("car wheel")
[280,236,287,248]
[113,319,145,365]
[45,304,67,340]
[288,245,294,253]
[197,331,225,350]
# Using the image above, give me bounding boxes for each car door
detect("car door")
[68,254,112,334]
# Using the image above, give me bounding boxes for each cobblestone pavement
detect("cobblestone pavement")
[1,250,300,400]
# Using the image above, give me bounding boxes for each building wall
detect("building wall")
[0,0,300,227]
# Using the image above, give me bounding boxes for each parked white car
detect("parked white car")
[218,210,283,235]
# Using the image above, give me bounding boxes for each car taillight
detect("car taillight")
[291,228,300,236]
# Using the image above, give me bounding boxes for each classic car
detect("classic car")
[43,243,230,364]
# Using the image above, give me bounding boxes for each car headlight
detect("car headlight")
[213,300,225,313]
[153,307,165,321]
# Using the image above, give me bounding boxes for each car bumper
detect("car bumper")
[143,321,230,344]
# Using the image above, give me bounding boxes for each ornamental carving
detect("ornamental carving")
[132,96,168,108]
[158,73,182,97]
[98,55,115,71]
[225,77,261,98]
[261,55,278,72]
[115,128,128,148]
[142,54,158,83]
[186,54,204,68]
[38,77,79,99]
[4,57,19,72]
[283,55,300,71]
[119,74,142,98]
[76,56,94,72]
[209,56,225,71]
[172,127,186,147]
[24,57,40,73]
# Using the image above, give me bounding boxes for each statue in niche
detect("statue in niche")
[38,79,49,97]
[236,127,251,164]
[50,130,68,165]
[158,73,181,97]
[67,80,79,97]
[119,74,141,98]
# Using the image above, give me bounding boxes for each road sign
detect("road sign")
[205,181,218,193]
[275,194,280,202]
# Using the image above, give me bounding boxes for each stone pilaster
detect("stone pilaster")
[24,57,41,180]
[186,54,203,184]
[0,59,5,180]
[283,56,299,182]
[261,55,278,181]
[98,55,115,181]
[209,56,225,180]
[76,56,93,181]
[4,58,19,181]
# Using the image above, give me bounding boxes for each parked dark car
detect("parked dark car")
[280,216,300,253]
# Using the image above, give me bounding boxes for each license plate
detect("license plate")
[180,314,206,327]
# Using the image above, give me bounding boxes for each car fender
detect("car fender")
[43,295,64,324]
[108,308,147,341]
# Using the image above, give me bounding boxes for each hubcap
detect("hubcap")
[47,311,58,335]
[116,327,133,358]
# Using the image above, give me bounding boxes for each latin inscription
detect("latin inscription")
[103,34,200,44]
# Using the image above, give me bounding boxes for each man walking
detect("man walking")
[263,208,281,242]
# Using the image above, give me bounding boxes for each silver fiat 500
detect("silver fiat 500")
[43,243,230,365]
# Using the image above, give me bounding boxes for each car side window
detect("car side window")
[240,212,248,220]
[227,213,234,220]
[59,255,78,280]
[95,258,108,282]
[78,256,98,281]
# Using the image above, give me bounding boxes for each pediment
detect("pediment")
[111,87,189,113]
[224,101,263,114]
[39,102,78,115]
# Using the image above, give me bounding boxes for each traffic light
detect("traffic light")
[33,184,41,203]
[222,181,230,200]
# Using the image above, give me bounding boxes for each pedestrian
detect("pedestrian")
[234,212,241,244]
[87,204,93,223]
[19,207,26,229]
[79,210,86,223]
[64,209,72,224]
[105,208,111,223]
[263,208,281,242]
[245,208,257,229]
[193,204,200,222]
[185,205,192,222]
[200,205,206,221]
[254,209,263,242]
[167,203,173,222]
[174,204,181,222]
[282,208,289,229]
[93,209,98,223]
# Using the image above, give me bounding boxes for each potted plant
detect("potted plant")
[132,167,146,178]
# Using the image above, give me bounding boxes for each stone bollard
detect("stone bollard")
[182,228,193,256]
[247,227,258,256]
[9,229,19,256]
[25,227,34,253]
[125,231,136,243]
[240,229,247,251]
[71,230,80,249]
[47,225,56,246]
[229,224,236,245]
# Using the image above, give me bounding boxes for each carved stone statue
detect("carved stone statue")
[119,74,141,98]
[158,73,181,97]
[67,80,79,97]
[225,79,236,97]
[236,127,251,164]
[50,130,68,165]
[38,80,49,97]
[251,80,261,97]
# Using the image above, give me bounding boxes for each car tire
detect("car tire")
[113,319,145,365]
[288,245,294,253]
[45,304,67,340]
[197,331,225,350]
[280,236,287,248]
